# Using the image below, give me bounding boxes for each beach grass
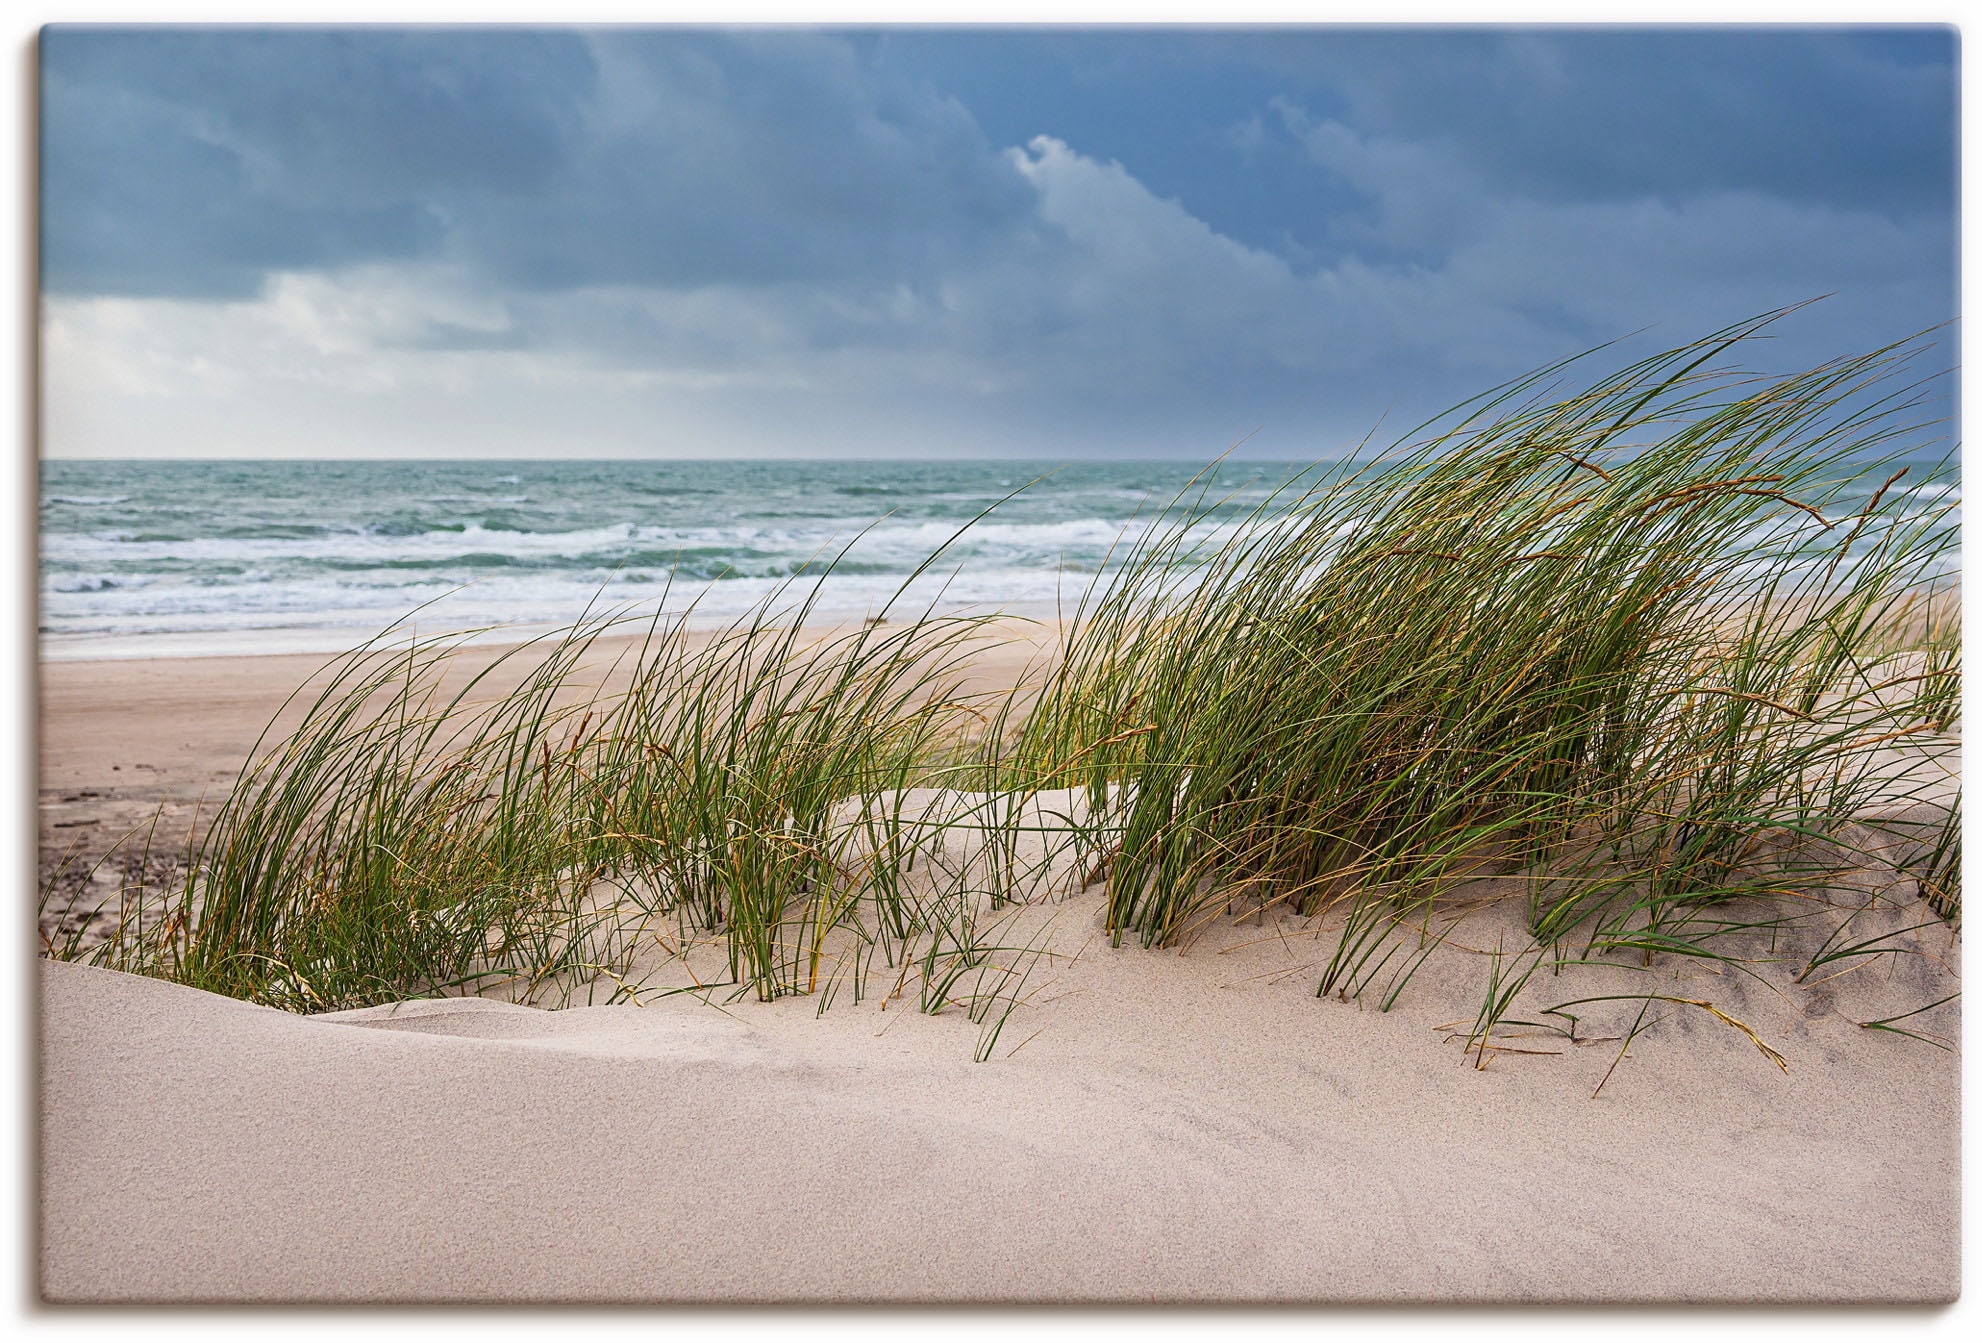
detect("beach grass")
[1017,316,1955,1001]
[43,313,1960,1055]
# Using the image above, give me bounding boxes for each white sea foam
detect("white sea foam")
[35,456,1954,659]
[39,515,1193,568]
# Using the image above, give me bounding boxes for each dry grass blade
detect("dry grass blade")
[1548,992,1790,1076]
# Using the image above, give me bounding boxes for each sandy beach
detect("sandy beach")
[35,632,1962,1304]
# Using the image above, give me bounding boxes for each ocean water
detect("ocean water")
[39,455,1957,660]
[36,459,1296,659]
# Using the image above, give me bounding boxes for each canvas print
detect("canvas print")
[36,25,1959,1304]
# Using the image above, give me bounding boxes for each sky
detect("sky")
[37,24,1959,460]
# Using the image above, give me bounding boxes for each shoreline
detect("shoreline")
[37,596,1079,664]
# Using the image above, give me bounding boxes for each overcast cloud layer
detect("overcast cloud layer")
[39,26,1957,459]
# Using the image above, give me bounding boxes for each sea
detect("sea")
[38,455,1958,661]
[36,459,1295,659]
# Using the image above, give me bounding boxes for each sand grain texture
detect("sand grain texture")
[41,902,1959,1304]
[37,635,1961,1305]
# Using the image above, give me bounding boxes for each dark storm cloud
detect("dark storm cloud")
[867,27,1956,268]
[40,26,1036,299]
[40,27,591,296]
[458,30,1036,292]
[36,25,1957,460]
[1288,28,1956,216]
[40,75,425,298]
[41,25,1956,299]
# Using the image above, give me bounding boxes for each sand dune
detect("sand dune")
[36,620,1961,1304]
[41,870,1958,1303]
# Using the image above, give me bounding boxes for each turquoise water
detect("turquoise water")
[39,454,1957,659]
[37,459,1299,656]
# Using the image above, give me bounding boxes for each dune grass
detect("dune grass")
[43,314,1960,1062]
[1010,313,1957,1054]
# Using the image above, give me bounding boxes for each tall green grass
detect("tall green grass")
[1014,314,1958,1010]
[1013,313,1957,1001]
[44,314,1960,1056]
